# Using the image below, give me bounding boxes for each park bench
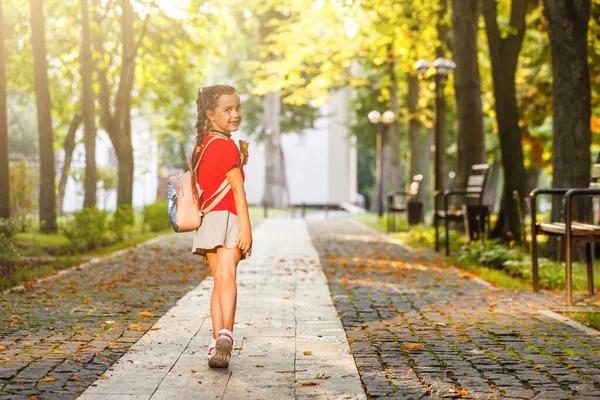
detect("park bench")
[386,174,423,232]
[530,163,600,305]
[434,163,491,256]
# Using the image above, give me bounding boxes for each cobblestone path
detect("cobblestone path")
[308,221,600,399]
[0,232,207,399]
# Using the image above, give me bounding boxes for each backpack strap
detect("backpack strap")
[190,136,232,214]
[200,180,232,214]
[190,136,224,173]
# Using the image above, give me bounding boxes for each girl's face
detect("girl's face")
[206,93,242,134]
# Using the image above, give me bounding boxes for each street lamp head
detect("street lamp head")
[414,58,431,75]
[368,110,381,124]
[433,57,456,76]
[382,110,395,125]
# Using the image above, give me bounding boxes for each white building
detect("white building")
[238,88,357,206]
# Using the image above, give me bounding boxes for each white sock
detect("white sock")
[218,328,234,343]
[210,338,217,348]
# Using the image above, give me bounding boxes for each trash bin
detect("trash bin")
[407,201,423,225]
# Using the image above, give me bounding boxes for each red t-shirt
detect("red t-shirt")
[194,135,244,215]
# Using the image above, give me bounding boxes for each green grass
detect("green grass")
[446,256,530,290]
[355,212,388,233]
[557,312,600,331]
[14,232,72,256]
[0,256,84,291]
[2,229,171,292]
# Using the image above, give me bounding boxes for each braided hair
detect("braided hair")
[194,85,238,148]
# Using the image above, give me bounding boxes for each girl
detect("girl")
[190,85,252,368]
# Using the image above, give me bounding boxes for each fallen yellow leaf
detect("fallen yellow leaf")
[405,343,423,350]
[97,375,109,380]
[70,376,80,381]
[39,377,57,383]
[303,351,313,356]
[300,382,319,386]
[138,311,154,317]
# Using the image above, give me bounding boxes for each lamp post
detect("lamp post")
[414,57,456,202]
[368,110,396,217]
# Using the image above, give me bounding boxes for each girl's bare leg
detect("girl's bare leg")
[215,247,241,331]
[206,251,222,339]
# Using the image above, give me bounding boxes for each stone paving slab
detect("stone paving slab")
[79,220,365,400]
[308,220,600,399]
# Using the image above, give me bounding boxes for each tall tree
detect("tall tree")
[435,0,450,195]
[543,0,591,208]
[406,73,427,207]
[80,0,96,208]
[387,42,401,192]
[483,0,529,242]
[57,114,82,213]
[30,0,57,233]
[263,91,289,208]
[452,0,485,190]
[0,0,9,219]
[94,0,151,207]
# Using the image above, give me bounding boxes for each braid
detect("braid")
[194,88,208,147]
[193,84,238,148]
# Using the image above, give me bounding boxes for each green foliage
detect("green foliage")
[398,224,467,252]
[60,207,109,251]
[110,205,135,241]
[0,234,20,273]
[142,201,171,232]
[458,239,520,270]
[9,160,37,227]
[0,218,22,239]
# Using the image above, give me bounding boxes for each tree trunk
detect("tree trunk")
[57,115,82,214]
[452,0,485,190]
[30,0,57,233]
[388,43,401,192]
[0,0,9,219]
[114,0,135,207]
[263,91,289,208]
[543,0,591,221]
[483,0,528,243]
[407,74,425,205]
[80,0,97,208]
[435,0,449,195]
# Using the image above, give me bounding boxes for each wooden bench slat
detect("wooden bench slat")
[538,222,600,236]
[467,175,485,187]
[592,164,600,179]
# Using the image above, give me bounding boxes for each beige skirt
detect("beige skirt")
[191,210,250,260]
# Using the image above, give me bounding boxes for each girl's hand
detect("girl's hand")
[235,229,252,254]
[242,153,249,165]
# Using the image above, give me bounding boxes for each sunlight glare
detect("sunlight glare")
[155,0,190,19]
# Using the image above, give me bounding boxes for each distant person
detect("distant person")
[190,85,252,368]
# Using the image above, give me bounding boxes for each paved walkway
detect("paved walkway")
[79,220,365,399]
[308,220,600,399]
[3,217,600,399]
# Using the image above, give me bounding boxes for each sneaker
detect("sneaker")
[208,329,233,368]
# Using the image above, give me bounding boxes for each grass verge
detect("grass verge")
[2,230,171,292]
[556,312,600,331]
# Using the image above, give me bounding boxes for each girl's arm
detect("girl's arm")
[225,167,252,253]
